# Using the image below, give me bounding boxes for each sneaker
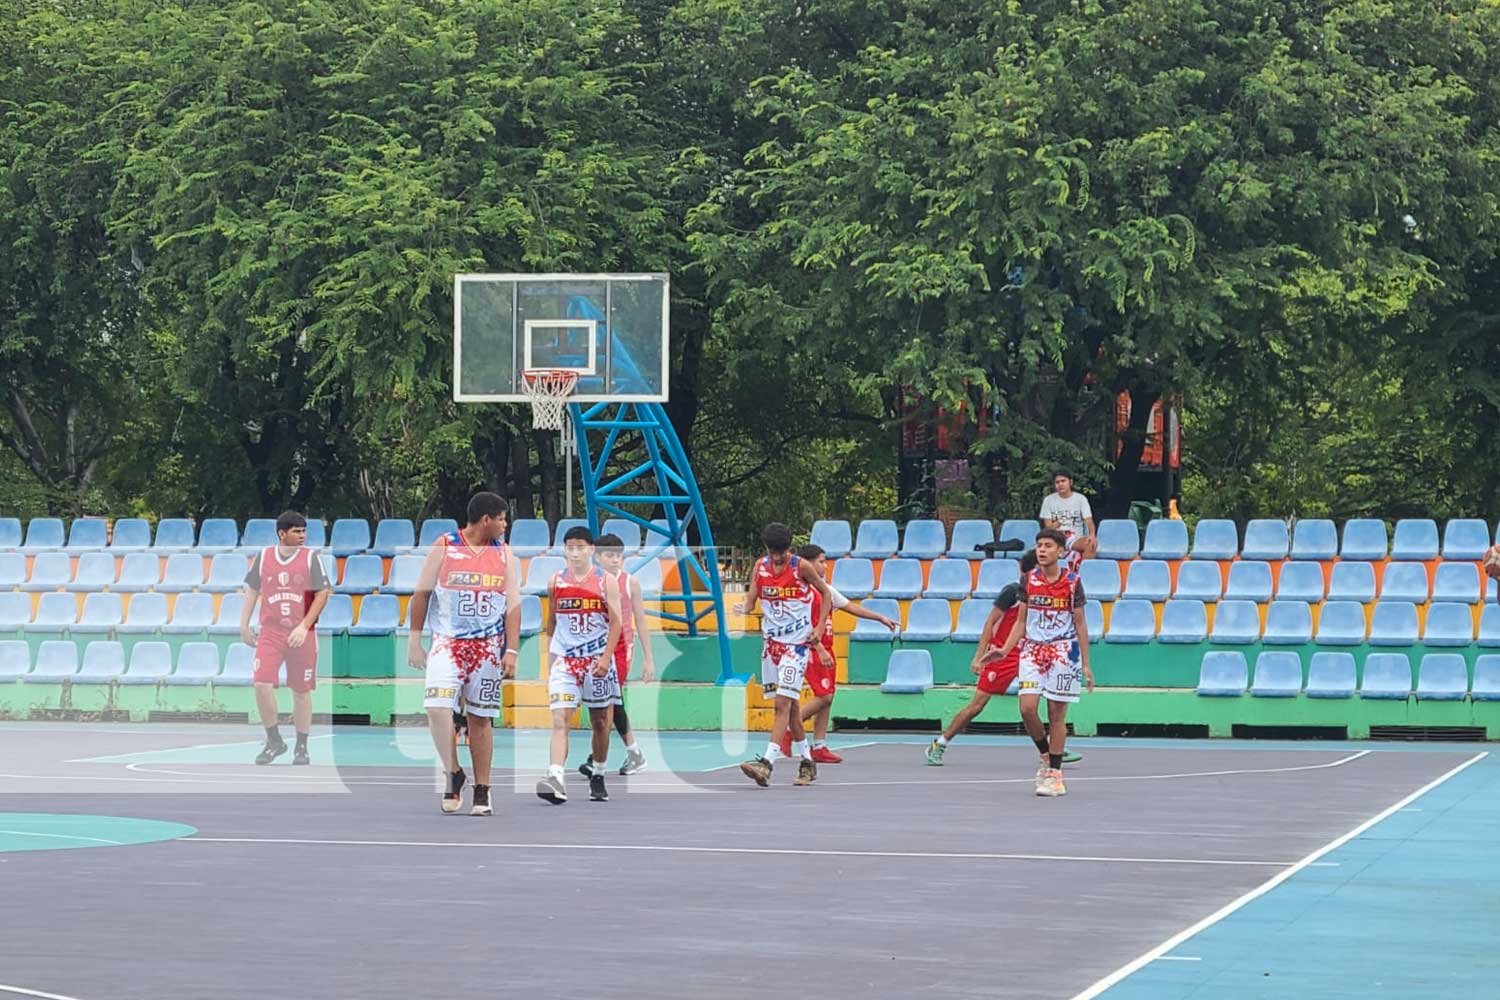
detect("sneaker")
[535,773,567,804]
[470,784,492,817]
[1063,750,1082,764]
[810,745,842,764]
[589,772,609,801]
[739,756,773,787]
[794,758,817,786]
[779,732,792,758]
[254,739,288,766]
[578,757,597,779]
[618,749,647,775]
[442,769,467,814]
[292,745,310,766]
[926,740,946,765]
[1036,757,1049,782]
[1036,769,1066,797]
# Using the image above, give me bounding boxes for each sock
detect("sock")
[265,725,281,744]
[1033,736,1049,755]
[792,740,810,760]
[625,741,639,754]
[811,740,827,749]
[548,764,565,780]
[1049,753,1063,770]
[936,736,949,747]
[764,741,783,762]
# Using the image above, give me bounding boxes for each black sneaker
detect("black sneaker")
[578,757,596,779]
[470,784,492,817]
[255,739,288,766]
[536,773,567,804]
[292,745,310,766]
[589,772,608,801]
[441,769,467,814]
[794,758,817,786]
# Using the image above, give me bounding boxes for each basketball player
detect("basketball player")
[581,533,655,778]
[987,528,1094,796]
[734,523,834,788]
[537,526,623,804]
[241,511,332,766]
[406,493,521,816]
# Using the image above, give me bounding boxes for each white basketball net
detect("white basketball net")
[521,369,578,431]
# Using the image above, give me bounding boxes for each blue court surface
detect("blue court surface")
[0,723,1494,1000]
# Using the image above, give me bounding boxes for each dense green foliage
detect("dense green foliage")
[3,0,1499,539]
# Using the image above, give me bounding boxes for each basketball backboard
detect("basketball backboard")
[453,273,669,403]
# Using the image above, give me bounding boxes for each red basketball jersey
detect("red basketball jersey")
[256,546,320,634]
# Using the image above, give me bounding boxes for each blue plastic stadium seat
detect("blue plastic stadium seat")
[75,642,126,684]
[1105,600,1156,644]
[523,556,566,596]
[902,599,953,641]
[152,518,196,552]
[21,552,73,592]
[385,555,423,596]
[1196,651,1248,696]
[1432,562,1481,604]
[952,599,993,642]
[169,642,221,686]
[851,599,901,641]
[646,519,675,548]
[0,518,21,551]
[1262,601,1313,645]
[923,559,973,600]
[1472,656,1500,701]
[0,640,29,681]
[1275,562,1325,603]
[113,552,161,593]
[829,558,875,599]
[1361,653,1413,699]
[1223,561,1274,603]
[218,645,255,686]
[1142,519,1189,560]
[336,554,385,595]
[66,518,108,551]
[196,518,239,552]
[1210,600,1261,644]
[209,593,246,635]
[1326,562,1377,604]
[998,519,1041,549]
[329,518,372,558]
[162,592,216,635]
[1442,519,1492,560]
[1079,560,1122,602]
[108,518,151,552]
[72,593,124,635]
[117,593,169,634]
[66,551,117,593]
[874,559,924,599]
[302,519,328,548]
[1289,519,1338,561]
[1380,562,1430,603]
[156,553,205,593]
[370,519,414,557]
[1481,605,1500,648]
[204,553,249,594]
[1416,654,1469,701]
[948,520,994,560]
[507,519,550,557]
[28,640,79,681]
[1173,560,1222,602]
[1084,600,1104,641]
[1158,600,1208,643]
[1369,601,1420,646]
[629,558,663,596]
[1390,519,1439,561]
[416,518,460,551]
[1422,603,1474,647]
[0,553,24,590]
[350,594,400,636]
[0,592,31,630]
[810,520,853,559]
[315,594,354,635]
[880,649,934,693]
[548,518,589,555]
[899,519,947,560]
[240,519,278,552]
[1241,519,1290,561]
[1122,560,1171,601]
[119,641,172,685]
[601,518,643,554]
[519,595,544,638]
[1306,652,1357,698]
[851,520,899,560]
[1191,519,1239,560]
[1340,519,1389,561]
[22,518,65,551]
[1094,520,1140,561]
[1251,651,1303,697]
[973,559,1020,600]
[24,593,78,632]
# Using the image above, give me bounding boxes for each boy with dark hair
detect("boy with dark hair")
[580,532,655,778]
[1040,471,1096,568]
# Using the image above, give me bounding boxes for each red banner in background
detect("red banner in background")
[1116,393,1182,471]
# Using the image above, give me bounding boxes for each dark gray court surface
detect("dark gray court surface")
[0,726,1474,1000]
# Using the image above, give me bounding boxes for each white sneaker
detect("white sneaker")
[1036,770,1067,797]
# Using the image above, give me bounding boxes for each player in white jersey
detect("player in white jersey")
[583,533,656,778]
[407,493,521,815]
[537,526,623,804]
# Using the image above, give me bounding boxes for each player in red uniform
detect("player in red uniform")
[240,511,332,766]
[988,528,1094,796]
[583,533,656,778]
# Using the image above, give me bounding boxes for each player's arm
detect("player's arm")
[630,575,655,682]
[593,581,624,677]
[501,544,522,679]
[1072,578,1094,692]
[288,558,331,649]
[799,558,834,643]
[971,608,1003,673]
[734,570,760,616]
[405,542,446,669]
[989,602,1027,661]
[238,556,261,648]
[846,600,898,632]
[1039,497,1059,531]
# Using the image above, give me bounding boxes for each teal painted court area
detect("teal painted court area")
[1089,750,1499,1000]
[0,813,196,853]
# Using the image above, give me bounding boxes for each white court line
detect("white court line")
[0,984,88,1000]
[69,734,335,764]
[1155,956,1201,962]
[0,830,124,846]
[1067,750,1490,1000]
[182,836,1330,868]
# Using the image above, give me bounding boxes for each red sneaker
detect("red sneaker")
[779,733,792,758]
[810,745,842,764]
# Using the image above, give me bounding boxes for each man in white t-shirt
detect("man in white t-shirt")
[1039,471,1096,566]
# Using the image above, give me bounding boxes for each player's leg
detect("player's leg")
[587,706,612,801]
[1038,698,1071,797]
[741,649,784,786]
[779,648,817,785]
[251,636,288,764]
[1017,692,1050,786]
[614,656,646,775]
[927,690,992,764]
[460,662,502,815]
[538,660,579,803]
[423,645,468,812]
[285,640,317,765]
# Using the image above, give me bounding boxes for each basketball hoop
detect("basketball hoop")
[521,369,578,431]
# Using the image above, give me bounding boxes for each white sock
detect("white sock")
[548,764,565,780]
[811,740,826,749]
[936,736,949,747]
[625,742,639,754]
[764,742,783,762]
[792,740,810,760]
